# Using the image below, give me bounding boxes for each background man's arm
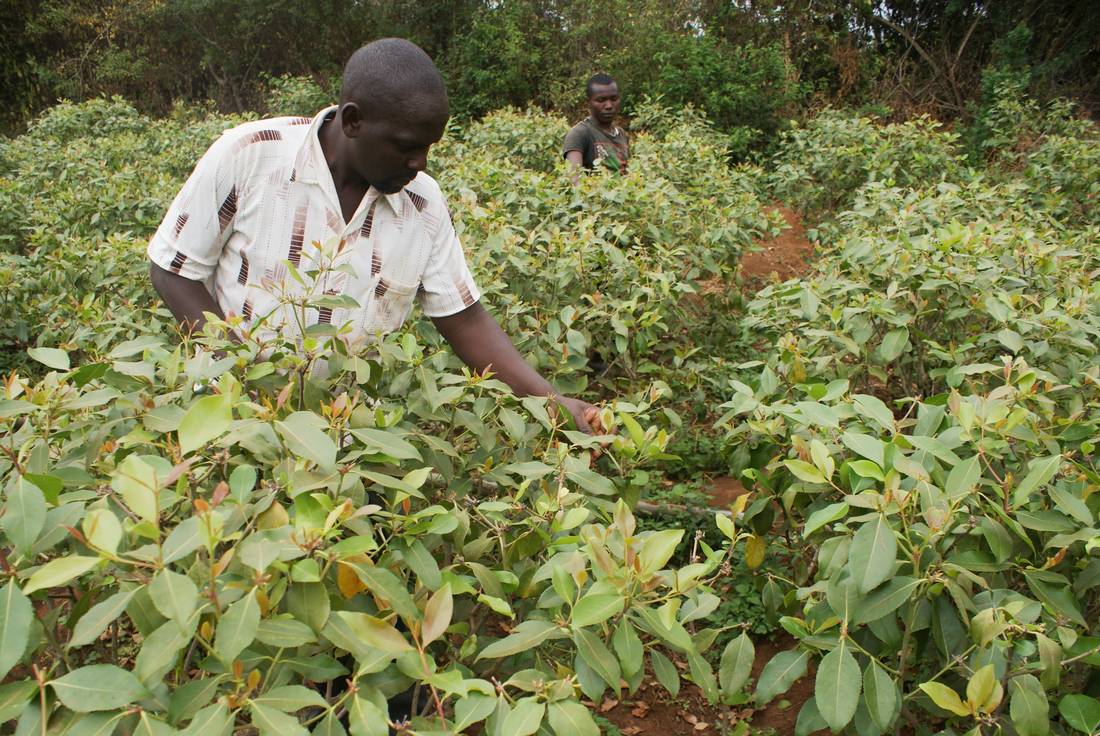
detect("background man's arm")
[149,262,225,336]
[565,150,584,184]
[432,302,600,431]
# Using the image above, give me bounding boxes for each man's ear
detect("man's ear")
[339,103,364,138]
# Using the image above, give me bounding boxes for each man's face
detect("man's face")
[342,100,448,194]
[588,83,621,126]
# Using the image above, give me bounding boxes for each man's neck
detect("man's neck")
[318,114,366,193]
[589,116,618,135]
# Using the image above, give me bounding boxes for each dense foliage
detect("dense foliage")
[4,0,1098,147]
[0,89,1098,735]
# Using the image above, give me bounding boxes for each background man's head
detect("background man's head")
[585,73,620,127]
[336,39,450,193]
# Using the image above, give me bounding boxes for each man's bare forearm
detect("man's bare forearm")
[149,262,225,336]
[431,302,557,398]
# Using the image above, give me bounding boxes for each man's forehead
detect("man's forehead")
[590,83,619,98]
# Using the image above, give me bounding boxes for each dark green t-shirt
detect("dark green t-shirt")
[562,118,630,173]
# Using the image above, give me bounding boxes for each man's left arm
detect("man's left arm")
[432,302,600,433]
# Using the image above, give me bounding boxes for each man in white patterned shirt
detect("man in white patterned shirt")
[149,38,600,431]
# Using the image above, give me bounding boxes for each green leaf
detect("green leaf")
[344,562,419,623]
[848,515,897,593]
[0,581,32,682]
[573,628,621,690]
[638,529,683,574]
[66,712,120,736]
[348,428,421,460]
[1009,675,1049,736]
[795,698,828,736]
[841,431,886,467]
[945,455,982,499]
[852,394,895,431]
[421,584,452,645]
[863,660,898,731]
[111,454,160,524]
[347,614,413,654]
[612,622,643,678]
[27,347,70,371]
[803,502,849,537]
[502,698,545,736]
[1060,694,1100,734]
[50,664,149,712]
[276,412,337,471]
[755,650,809,705]
[256,616,317,648]
[3,479,46,554]
[81,509,122,556]
[784,459,825,484]
[878,327,909,361]
[178,393,232,456]
[548,700,599,736]
[179,703,233,736]
[1036,632,1061,689]
[719,632,755,696]
[23,555,99,595]
[688,652,718,703]
[250,701,308,736]
[919,682,970,717]
[650,650,680,697]
[1024,570,1086,628]
[254,685,328,713]
[162,517,205,563]
[815,638,860,731]
[853,576,920,624]
[967,663,997,712]
[135,618,192,685]
[454,695,497,731]
[215,589,260,663]
[169,677,223,725]
[150,570,199,629]
[571,594,625,628]
[0,679,37,724]
[69,589,137,649]
[1012,455,1062,507]
[477,620,561,660]
[311,711,348,736]
[348,694,387,736]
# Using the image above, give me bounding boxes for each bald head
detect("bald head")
[340,38,448,121]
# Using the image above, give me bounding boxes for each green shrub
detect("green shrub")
[767,110,963,218]
[263,74,337,118]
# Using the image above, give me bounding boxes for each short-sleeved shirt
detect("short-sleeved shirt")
[148,106,481,350]
[562,118,629,174]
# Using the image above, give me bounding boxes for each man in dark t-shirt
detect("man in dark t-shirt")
[563,73,629,176]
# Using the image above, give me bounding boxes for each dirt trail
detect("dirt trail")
[740,206,814,289]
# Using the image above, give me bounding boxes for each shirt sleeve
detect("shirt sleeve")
[147,130,239,282]
[562,123,590,157]
[417,195,482,318]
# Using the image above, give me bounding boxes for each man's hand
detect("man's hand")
[556,396,604,434]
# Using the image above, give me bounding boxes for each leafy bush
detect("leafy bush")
[3,91,1099,734]
[767,110,963,219]
[742,181,1100,397]
[715,356,1100,734]
[0,232,762,731]
[263,74,337,118]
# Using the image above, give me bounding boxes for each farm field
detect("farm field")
[0,88,1098,736]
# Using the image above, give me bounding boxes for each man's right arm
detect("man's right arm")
[149,263,225,336]
[148,128,238,335]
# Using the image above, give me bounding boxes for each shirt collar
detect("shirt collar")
[293,105,406,215]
